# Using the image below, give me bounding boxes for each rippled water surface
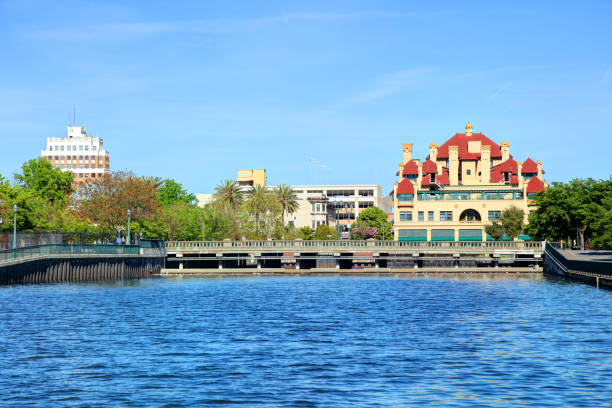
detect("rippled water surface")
[1,275,612,407]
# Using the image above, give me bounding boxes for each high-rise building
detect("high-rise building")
[393,122,546,242]
[41,125,110,187]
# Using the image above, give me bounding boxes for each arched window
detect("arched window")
[459,209,481,222]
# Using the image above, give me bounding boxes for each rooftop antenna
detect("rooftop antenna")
[73,105,76,126]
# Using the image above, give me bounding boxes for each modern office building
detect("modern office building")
[393,122,546,241]
[41,125,110,188]
[287,185,390,231]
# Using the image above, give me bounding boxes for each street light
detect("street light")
[13,204,18,249]
[334,198,340,240]
[127,209,131,245]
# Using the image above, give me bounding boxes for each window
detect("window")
[67,164,71,169]
[485,192,498,200]
[399,211,412,222]
[79,146,83,151]
[428,211,434,221]
[47,156,52,160]
[60,155,64,160]
[315,203,321,212]
[440,211,453,221]
[79,155,83,160]
[61,146,65,151]
[466,169,471,175]
[418,211,424,222]
[85,146,89,151]
[85,164,89,169]
[488,211,501,220]
[504,172,510,184]
[93,146,97,151]
[91,173,95,178]
[79,164,83,169]
[430,173,436,183]
[85,173,89,178]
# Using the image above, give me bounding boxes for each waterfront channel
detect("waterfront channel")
[1,275,611,407]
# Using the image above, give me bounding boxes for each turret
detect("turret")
[537,160,543,179]
[517,161,523,188]
[465,121,473,137]
[417,162,423,187]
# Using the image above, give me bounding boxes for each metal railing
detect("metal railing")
[167,240,545,250]
[0,240,166,266]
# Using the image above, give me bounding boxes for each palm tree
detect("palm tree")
[214,179,243,209]
[274,184,299,226]
[142,176,165,190]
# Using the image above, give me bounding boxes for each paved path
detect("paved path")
[560,250,612,262]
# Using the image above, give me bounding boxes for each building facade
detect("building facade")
[237,169,267,187]
[393,122,546,242]
[41,125,110,188]
[287,185,390,231]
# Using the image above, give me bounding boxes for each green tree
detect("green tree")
[15,158,73,204]
[200,203,233,240]
[298,226,315,240]
[244,185,281,239]
[501,206,525,239]
[352,206,392,240]
[485,221,505,241]
[273,184,299,226]
[158,179,195,207]
[142,176,165,190]
[526,178,612,248]
[214,179,243,209]
[314,224,336,240]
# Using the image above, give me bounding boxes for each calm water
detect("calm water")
[1,276,612,407]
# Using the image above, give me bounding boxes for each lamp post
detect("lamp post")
[335,198,340,240]
[127,209,131,245]
[13,204,18,249]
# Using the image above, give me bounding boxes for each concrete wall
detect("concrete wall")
[0,256,164,285]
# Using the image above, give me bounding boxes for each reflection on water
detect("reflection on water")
[1,276,611,407]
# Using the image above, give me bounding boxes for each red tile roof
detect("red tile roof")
[490,159,519,184]
[521,158,538,173]
[402,160,419,175]
[437,132,503,160]
[396,178,415,195]
[526,177,545,194]
[421,168,450,186]
[422,159,438,174]
[494,158,518,173]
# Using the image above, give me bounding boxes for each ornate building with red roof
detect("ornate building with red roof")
[393,122,547,241]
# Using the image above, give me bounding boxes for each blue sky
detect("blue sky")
[1,0,611,194]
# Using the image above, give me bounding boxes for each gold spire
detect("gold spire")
[465,121,473,136]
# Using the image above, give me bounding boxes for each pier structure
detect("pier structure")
[164,240,544,274]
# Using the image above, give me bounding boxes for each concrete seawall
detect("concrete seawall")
[0,256,164,285]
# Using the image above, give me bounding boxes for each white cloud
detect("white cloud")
[332,68,435,109]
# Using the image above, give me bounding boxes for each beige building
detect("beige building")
[287,185,390,232]
[393,122,546,241]
[237,169,267,187]
[41,125,110,188]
